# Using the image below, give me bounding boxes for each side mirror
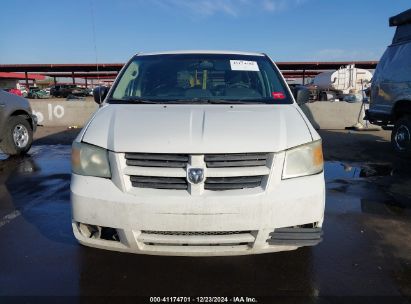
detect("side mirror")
[93,86,109,104]
[292,86,310,105]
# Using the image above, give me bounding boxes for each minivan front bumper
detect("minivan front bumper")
[71,170,325,256]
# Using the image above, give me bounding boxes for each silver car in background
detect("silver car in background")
[0,90,37,155]
[368,8,411,155]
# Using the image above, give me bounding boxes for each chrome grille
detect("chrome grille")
[205,176,264,190]
[130,176,188,190]
[204,153,269,168]
[124,152,272,192]
[125,153,188,168]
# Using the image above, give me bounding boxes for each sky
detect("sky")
[0,0,410,64]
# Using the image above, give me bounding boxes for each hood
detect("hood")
[0,90,31,113]
[82,104,313,153]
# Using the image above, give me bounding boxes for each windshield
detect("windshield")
[110,54,292,104]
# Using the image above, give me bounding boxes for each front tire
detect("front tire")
[391,115,411,156]
[0,116,33,156]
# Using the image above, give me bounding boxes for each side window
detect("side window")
[113,61,140,99]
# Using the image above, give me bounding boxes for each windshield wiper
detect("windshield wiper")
[166,99,269,104]
[123,98,163,104]
[108,98,170,104]
[206,99,268,104]
[109,98,271,104]
[166,98,214,104]
[110,97,215,104]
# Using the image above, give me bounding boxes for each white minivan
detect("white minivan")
[71,51,325,256]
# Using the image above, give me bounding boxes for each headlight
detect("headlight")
[282,140,323,179]
[72,142,111,178]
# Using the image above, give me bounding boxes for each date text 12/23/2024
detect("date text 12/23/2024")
[150,296,258,303]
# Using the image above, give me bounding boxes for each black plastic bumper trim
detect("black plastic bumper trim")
[267,227,323,247]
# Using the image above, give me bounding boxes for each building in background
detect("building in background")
[0,72,45,90]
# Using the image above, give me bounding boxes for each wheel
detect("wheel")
[391,115,411,156]
[319,92,328,101]
[0,116,33,156]
[34,95,38,99]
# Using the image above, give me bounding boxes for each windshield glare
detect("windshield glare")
[111,54,291,104]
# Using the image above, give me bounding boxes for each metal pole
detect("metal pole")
[85,77,88,88]
[72,72,75,85]
[25,72,29,90]
[302,69,306,85]
[53,76,57,85]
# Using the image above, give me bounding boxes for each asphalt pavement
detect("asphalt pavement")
[1,129,411,303]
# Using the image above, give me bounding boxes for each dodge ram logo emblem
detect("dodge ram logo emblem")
[187,168,204,184]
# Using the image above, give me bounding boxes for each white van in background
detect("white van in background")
[70,50,325,256]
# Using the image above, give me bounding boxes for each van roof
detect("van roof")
[390,9,411,27]
[136,50,265,57]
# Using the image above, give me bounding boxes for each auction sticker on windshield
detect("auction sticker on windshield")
[230,60,260,71]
